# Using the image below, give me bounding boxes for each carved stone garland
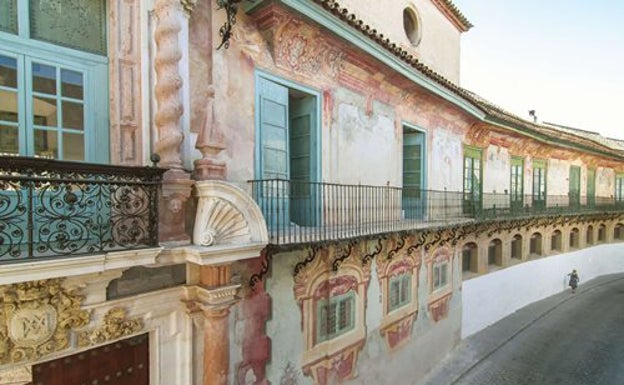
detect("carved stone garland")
[78,307,144,347]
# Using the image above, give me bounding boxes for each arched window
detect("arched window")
[551,230,562,252]
[569,228,580,249]
[529,232,542,256]
[511,234,523,260]
[586,225,594,245]
[598,224,606,243]
[488,239,503,267]
[462,242,478,274]
[614,223,624,241]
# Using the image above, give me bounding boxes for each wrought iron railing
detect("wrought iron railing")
[0,156,165,263]
[249,179,624,245]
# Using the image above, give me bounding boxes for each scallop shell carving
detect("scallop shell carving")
[197,198,250,246]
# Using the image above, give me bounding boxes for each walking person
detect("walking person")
[568,269,580,293]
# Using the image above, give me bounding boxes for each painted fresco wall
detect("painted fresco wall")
[200,4,475,191]
[483,145,510,195]
[336,0,463,83]
[430,129,463,191]
[597,167,615,197]
[233,236,463,385]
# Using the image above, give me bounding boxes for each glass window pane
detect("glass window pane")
[34,129,57,159]
[33,96,57,127]
[0,55,18,88]
[33,63,57,95]
[0,0,18,34]
[0,124,19,155]
[61,69,83,99]
[63,132,84,160]
[62,101,83,130]
[29,0,107,55]
[0,89,18,122]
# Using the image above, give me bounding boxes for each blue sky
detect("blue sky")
[453,0,624,140]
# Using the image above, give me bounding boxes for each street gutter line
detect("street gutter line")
[449,275,624,385]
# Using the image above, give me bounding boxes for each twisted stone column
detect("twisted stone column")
[154,0,184,170]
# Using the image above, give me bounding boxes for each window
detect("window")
[551,230,562,251]
[462,243,478,273]
[586,226,594,245]
[488,239,502,266]
[388,274,411,312]
[511,235,523,260]
[598,224,606,243]
[529,233,542,256]
[570,228,580,248]
[463,146,482,215]
[0,1,108,162]
[614,224,624,241]
[616,174,624,204]
[403,7,422,46]
[510,157,524,212]
[532,159,546,208]
[432,262,448,290]
[317,292,355,343]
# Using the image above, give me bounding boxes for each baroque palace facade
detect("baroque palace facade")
[1,1,623,384]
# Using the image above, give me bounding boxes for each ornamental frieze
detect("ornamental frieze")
[78,307,143,347]
[0,279,90,365]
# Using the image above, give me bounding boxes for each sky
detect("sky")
[452,0,624,140]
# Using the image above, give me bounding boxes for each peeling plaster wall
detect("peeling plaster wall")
[547,159,569,196]
[483,145,510,195]
[597,167,615,197]
[236,241,463,385]
[430,130,463,191]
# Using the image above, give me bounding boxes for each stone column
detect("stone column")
[153,0,194,243]
[186,264,240,385]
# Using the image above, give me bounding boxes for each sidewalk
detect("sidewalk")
[417,273,624,385]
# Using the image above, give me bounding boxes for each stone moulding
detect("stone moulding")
[0,279,90,365]
[77,307,144,347]
[193,180,269,247]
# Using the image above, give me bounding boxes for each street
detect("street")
[424,275,624,385]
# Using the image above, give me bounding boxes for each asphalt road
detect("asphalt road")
[453,277,624,385]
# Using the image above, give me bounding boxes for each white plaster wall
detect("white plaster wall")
[462,243,624,338]
[546,159,569,195]
[483,145,509,195]
[597,167,615,197]
[336,0,463,83]
[430,129,463,191]
[332,100,399,186]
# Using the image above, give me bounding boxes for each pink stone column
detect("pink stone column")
[202,306,231,385]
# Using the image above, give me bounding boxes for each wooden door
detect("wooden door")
[32,334,149,385]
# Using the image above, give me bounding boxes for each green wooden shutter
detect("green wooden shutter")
[257,77,289,229]
[510,157,524,213]
[587,169,595,207]
[569,166,581,207]
[403,130,425,219]
[289,96,316,226]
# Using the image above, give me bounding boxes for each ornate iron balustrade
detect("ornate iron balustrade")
[0,156,165,263]
[249,179,624,245]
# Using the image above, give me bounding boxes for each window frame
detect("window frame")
[432,262,449,291]
[316,291,356,344]
[388,273,412,312]
[510,156,524,211]
[0,4,109,163]
[615,173,624,203]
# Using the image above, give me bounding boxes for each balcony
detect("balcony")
[249,179,624,245]
[0,156,164,264]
